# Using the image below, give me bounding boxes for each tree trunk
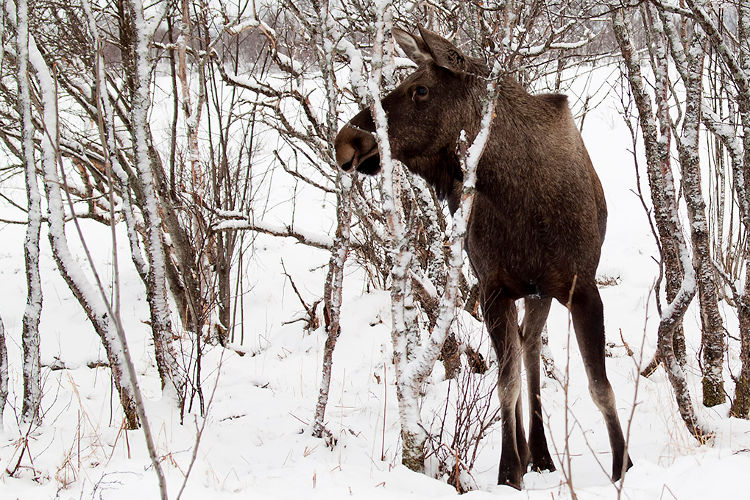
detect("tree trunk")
[24,25,140,429]
[646,5,689,367]
[733,266,750,417]
[123,0,187,411]
[313,174,353,437]
[730,1,750,418]
[658,8,727,406]
[613,7,709,440]
[680,41,725,407]
[0,317,8,425]
[17,0,43,424]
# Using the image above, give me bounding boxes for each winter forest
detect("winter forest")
[1,0,750,498]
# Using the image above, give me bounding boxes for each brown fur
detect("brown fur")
[334,27,632,488]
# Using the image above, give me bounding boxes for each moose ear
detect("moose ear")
[393,28,433,64]
[417,26,469,74]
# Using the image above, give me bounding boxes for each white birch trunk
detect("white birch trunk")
[313,173,352,437]
[679,0,750,419]
[729,0,750,418]
[0,317,7,425]
[312,1,353,438]
[613,7,709,440]
[366,1,426,470]
[129,0,186,410]
[736,0,750,420]
[658,9,726,407]
[643,4,688,366]
[17,0,43,424]
[23,22,140,429]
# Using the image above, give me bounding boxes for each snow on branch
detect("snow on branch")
[212,213,334,250]
[228,15,304,76]
[227,18,261,35]
[515,31,596,56]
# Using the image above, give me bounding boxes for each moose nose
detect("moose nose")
[334,129,357,171]
[334,124,378,171]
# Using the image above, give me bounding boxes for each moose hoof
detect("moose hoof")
[611,456,634,482]
[529,452,556,473]
[498,463,523,490]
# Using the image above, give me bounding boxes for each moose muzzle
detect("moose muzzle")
[334,110,381,175]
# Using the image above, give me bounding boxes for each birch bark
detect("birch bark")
[658,8,726,407]
[681,0,750,418]
[729,0,750,418]
[0,317,7,425]
[366,2,426,470]
[17,0,43,424]
[25,26,140,429]
[312,0,353,437]
[613,7,709,440]
[128,0,187,409]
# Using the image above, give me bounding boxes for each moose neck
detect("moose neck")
[400,75,545,215]
[403,149,463,207]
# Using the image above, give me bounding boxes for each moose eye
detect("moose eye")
[415,85,428,97]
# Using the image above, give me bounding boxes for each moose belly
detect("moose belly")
[465,193,602,300]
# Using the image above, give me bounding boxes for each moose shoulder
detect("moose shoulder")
[334,26,632,489]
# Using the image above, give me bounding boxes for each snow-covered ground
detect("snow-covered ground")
[1,64,750,499]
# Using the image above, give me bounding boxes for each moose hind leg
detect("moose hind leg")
[570,283,633,481]
[515,397,530,470]
[522,296,555,472]
[484,294,524,489]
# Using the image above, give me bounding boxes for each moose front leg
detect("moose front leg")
[484,293,525,489]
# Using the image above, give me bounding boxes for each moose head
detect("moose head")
[334,27,489,200]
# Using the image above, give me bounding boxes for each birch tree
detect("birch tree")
[18,11,141,428]
[654,4,727,407]
[16,0,43,424]
[612,6,709,440]
[731,0,750,419]
[0,316,7,425]
[126,0,187,410]
[641,4,688,370]
[681,0,750,418]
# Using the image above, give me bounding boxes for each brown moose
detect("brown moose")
[334,26,633,489]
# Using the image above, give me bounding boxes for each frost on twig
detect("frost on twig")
[213,212,335,250]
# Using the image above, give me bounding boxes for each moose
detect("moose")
[334,27,633,489]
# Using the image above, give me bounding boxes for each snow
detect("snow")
[2,50,750,500]
[213,218,335,250]
[227,18,260,35]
